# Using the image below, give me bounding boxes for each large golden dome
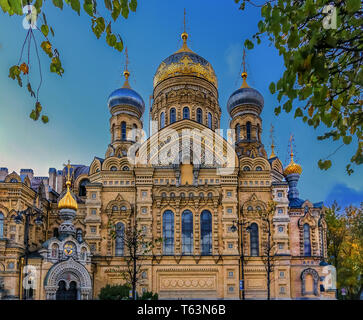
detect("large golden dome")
[283,152,302,176]
[153,32,217,88]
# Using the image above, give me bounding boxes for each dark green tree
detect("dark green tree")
[236,0,362,174]
[98,284,131,300]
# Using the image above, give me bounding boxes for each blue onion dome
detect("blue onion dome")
[108,70,145,116]
[153,32,218,89]
[227,72,264,115]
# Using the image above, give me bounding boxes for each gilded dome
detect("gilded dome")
[283,152,302,176]
[58,180,78,211]
[153,33,217,89]
[227,73,264,114]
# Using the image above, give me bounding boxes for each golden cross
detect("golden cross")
[242,48,246,74]
[63,160,73,182]
[183,8,186,33]
[125,47,129,71]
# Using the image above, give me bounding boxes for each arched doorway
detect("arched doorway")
[55,280,78,300]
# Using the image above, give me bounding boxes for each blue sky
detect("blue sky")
[0,0,361,208]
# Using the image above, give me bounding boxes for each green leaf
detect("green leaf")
[83,0,93,16]
[112,0,120,21]
[0,0,11,13]
[318,159,332,170]
[269,82,275,94]
[114,39,123,52]
[283,100,292,113]
[92,17,105,39]
[343,136,352,145]
[41,24,49,37]
[274,106,281,116]
[294,108,303,118]
[52,0,63,9]
[34,0,42,11]
[30,110,37,120]
[129,0,137,12]
[106,33,117,47]
[244,39,254,50]
[8,0,22,15]
[41,115,49,123]
[70,0,80,15]
[346,0,361,13]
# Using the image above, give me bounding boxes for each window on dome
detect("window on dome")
[235,124,241,142]
[170,108,176,124]
[246,122,251,140]
[160,112,165,129]
[183,107,190,119]
[197,108,203,123]
[208,112,212,129]
[121,121,127,140]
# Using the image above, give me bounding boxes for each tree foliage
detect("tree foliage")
[98,284,131,300]
[325,201,363,299]
[1,0,138,122]
[236,0,363,174]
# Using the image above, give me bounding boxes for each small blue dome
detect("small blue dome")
[227,87,264,114]
[108,87,145,115]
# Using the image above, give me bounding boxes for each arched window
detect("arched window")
[180,192,185,199]
[161,192,166,198]
[78,179,90,197]
[246,122,251,140]
[182,210,193,255]
[197,108,203,123]
[170,108,176,124]
[200,210,212,255]
[0,213,3,239]
[132,124,137,141]
[110,166,117,171]
[112,205,118,212]
[115,222,125,256]
[76,228,83,242]
[243,166,250,171]
[170,192,175,199]
[10,178,17,183]
[207,192,213,199]
[53,228,59,238]
[247,206,253,211]
[256,166,262,171]
[121,121,127,140]
[160,112,165,129]
[122,166,129,171]
[304,224,311,256]
[183,107,190,119]
[189,192,194,199]
[81,247,87,260]
[250,223,259,256]
[235,124,241,142]
[208,112,212,129]
[199,192,204,199]
[51,243,58,258]
[120,206,126,211]
[163,210,174,254]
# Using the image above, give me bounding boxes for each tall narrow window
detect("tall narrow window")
[235,124,241,142]
[0,212,4,239]
[182,210,193,254]
[170,108,176,124]
[208,112,212,129]
[121,121,127,140]
[250,223,259,256]
[115,222,125,256]
[304,224,311,256]
[163,210,174,254]
[160,112,165,129]
[200,210,212,255]
[183,107,190,119]
[197,108,203,123]
[132,124,137,141]
[246,122,251,140]
[256,124,260,141]
[53,228,59,238]
[76,228,83,243]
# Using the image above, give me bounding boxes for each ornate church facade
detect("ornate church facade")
[0,29,336,300]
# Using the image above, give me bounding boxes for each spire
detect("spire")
[122,47,131,89]
[241,48,250,88]
[269,124,277,159]
[58,160,78,211]
[175,9,193,53]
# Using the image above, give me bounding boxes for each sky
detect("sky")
[0,0,362,208]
